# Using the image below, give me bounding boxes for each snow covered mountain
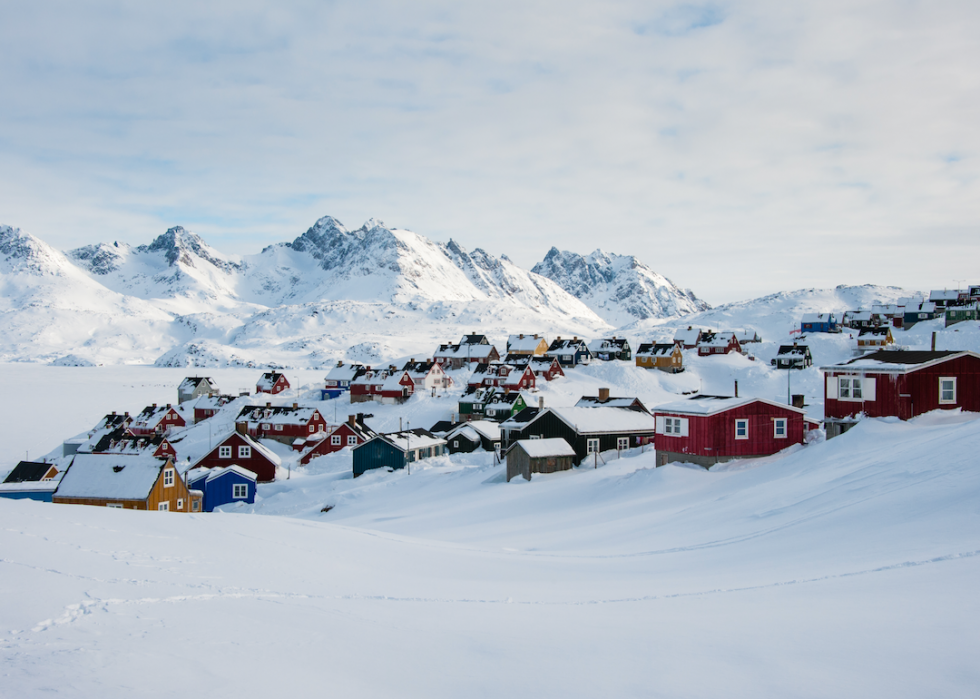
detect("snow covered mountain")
[532,247,710,326]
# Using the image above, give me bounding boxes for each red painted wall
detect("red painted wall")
[194,433,278,482]
[655,401,806,458]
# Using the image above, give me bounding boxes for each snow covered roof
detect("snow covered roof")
[733,330,761,342]
[236,405,322,426]
[673,327,704,344]
[3,461,58,484]
[402,361,440,377]
[653,395,806,416]
[575,396,647,411]
[512,438,576,459]
[801,313,836,323]
[208,431,281,467]
[0,480,59,494]
[256,372,287,390]
[587,337,629,353]
[56,454,172,500]
[546,338,589,354]
[820,350,979,374]
[858,326,892,337]
[533,407,657,434]
[381,372,411,391]
[929,289,966,302]
[205,465,258,483]
[499,407,542,428]
[434,344,498,359]
[507,335,546,352]
[698,332,737,348]
[378,429,446,452]
[179,376,214,391]
[325,363,366,382]
[636,343,677,357]
[448,420,500,442]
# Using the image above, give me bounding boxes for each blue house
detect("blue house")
[322,362,367,400]
[352,429,447,477]
[800,313,839,333]
[186,465,257,512]
[0,461,60,502]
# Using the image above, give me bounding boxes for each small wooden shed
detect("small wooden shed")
[506,438,576,482]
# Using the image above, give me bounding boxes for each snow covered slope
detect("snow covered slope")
[3,410,979,697]
[532,247,709,325]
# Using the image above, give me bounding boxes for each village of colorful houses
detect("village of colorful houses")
[3,285,979,510]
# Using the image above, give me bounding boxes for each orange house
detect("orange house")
[53,454,201,512]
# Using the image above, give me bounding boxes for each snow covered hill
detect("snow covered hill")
[532,247,709,325]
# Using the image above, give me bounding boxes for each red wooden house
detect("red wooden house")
[820,350,980,438]
[129,404,187,436]
[467,362,536,392]
[193,394,236,423]
[696,332,742,356]
[235,403,329,444]
[189,429,282,483]
[90,427,177,461]
[350,368,415,404]
[299,415,379,465]
[652,395,810,468]
[256,372,290,395]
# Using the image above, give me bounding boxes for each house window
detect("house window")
[939,377,957,404]
[163,468,175,487]
[587,438,600,454]
[275,425,284,431]
[308,425,316,433]
[238,446,252,459]
[839,377,863,399]
[219,446,232,459]
[158,502,169,511]
[331,435,342,446]
[347,435,357,446]
[735,420,748,440]
[262,423,272,430]
[233,484,248,499]
[192,500,200,511]
[177,498,184,510]
[453,440,459,448]
[106,503,123,509]
[617,437,629,451]
[774,418,787,438]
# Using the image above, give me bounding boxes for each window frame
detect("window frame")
[735,419,749,440]
[773,418,787,439]
[163,468,175,487]
[347,435,357,446]
[233,484,248,499]
[331,435,342,446]
[939,377,957,404]
[158,501,169,511]
[238,446,252,459]
[586,438,600,454]
[617,437,629,451]
[218,445,233,459]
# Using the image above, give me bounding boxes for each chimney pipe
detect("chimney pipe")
[931,331,937,351]
[538,396,544,409]
[292,402,298,409]
[598,387,610,403]
[266,402,272,408]
[734,380,739,398]
[348,415,356,427]
[235,421,247,435]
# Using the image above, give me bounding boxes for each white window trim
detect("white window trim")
[773,418,787,439]
[233,484,248,499]
[617,437,629,451]
[735,419,749,440]
[106,503,123,509]
[587,438,600,454]
[347,435,357,445]
[163,468,175,488]
[939,377,957,405]
[331,435,342,446]
[219,446,232,459]
[158,502,169,511]
[238,446,252,459]
[177,498,184,510]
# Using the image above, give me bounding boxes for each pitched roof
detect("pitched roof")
[178,376,214,391]
[373,429,446,453]
[801,313,836,323]
[56,454,171,500]
[236,404,322,425]
[820,350,977,373]
[511,438,576,459]
[256,372,287,390]
[325,363,366,382]
[636,343,677,357]
[447,420,501,442]
[653,395,807,416]
[434,343,498,359]
[528,407,657,434]
[3,461,57,484]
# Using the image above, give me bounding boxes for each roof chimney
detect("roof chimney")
[348,415,356,427]
[538,396,544,409]
[166,403,171,409]
[519,333,524,339]
[598,387,610,403]
[932,331,937,351]
[266,402,272,408]
[292,402,298,409]
[734,380,739,398]
[236,421,247,435]
[152,403,157,408]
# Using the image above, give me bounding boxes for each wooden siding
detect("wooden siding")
[54,459,200,512]
[515,411,655,465]
[194,433,278,482]
[654,402,806,461]
[352,439,405,477]
[825,354,980,421]
[506,445,574,482]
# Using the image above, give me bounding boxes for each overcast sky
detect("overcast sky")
[2,1,978,304]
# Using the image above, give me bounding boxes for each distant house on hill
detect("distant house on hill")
[322,362,367,400]
[445,420,501,454]
[256,372,290,395]
[506,334,549,356]
[636,343,683,373]
[510,407,657,465]
[129,404,187,436]
[856,326,894,353]
[402,360,452,392]
[235,403,329,445]
[545,337,592,367]
[697,332,741,356]
[673,326,704,349]
[771,342,813,370]
[801,313,839,333]
[575,388,649,413]
[587,337,631,361]
[433,342,500,369]
[178,376,219,404]
[299,414,379,465]
[734,330,762,344]
[186,465,258,512]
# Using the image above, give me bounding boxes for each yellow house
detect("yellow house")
[636,343,684,373]
[506,334,549,356]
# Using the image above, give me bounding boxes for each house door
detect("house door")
[659,453,668,466]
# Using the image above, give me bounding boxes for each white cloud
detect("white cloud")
[1,1,978,303]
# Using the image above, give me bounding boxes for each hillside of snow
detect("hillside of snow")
[3,401,980,696]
